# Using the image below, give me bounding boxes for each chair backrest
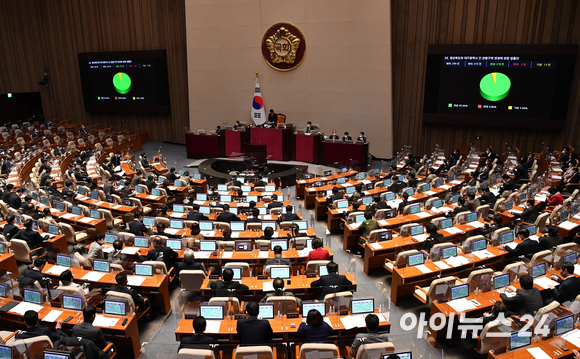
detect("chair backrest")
[426,276,458,305]
[453,211,471,225]
[465,268,494,292]
[10,239,33,263]
[13,335,54,359]
[323,291,353,313]
[463,235,486,253]
[399,223,420,237]
[477,321,508,354]
[535,300,560,319]
[535,212,550,233]
[235,346,273,359]
[143,260,168,275]
[224,262,250,277]
[476,205,490,219]
[305,260,330,274]
[266,295,299,314]
[299,343,338,359]
[528,250,553,268]
[155,217,170,227]
[57,285,87,304]
[180,270,206,291]
[208,296,240,314]
[492,198,505,213]
[107,290,136,313]
[502,261,527,282]
[394,249,420,268]
[117,232,135,244]
[178,348,215,359]
[356,342,395,359]
[368,229,391,243]
[346,211,364,224]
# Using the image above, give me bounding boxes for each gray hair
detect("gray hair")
[183,249,195,263]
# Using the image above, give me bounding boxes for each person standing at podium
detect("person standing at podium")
[268,109,277,126]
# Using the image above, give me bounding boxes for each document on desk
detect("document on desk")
[575,264,580,274]
[94,201,104,206]
[445,256,470,267]
[447,298,476,312]
[258,251,270,258]
[42,310,64,323]
[407,196,416,201]
[262,281,274,292]
[221,251,233,259]
[271,232,279,238]
[297,249,312,257]
[378,220,389,226]
[127,276,146,286]
[387,199,403,208]
[205,320,222,334]
[535,194,547,202]
[526,348,551,359]
[505,242,518,250]
[147,195,158,199]
[414,264,432,274]
[61,213,76,220]
[450,180,463,185]
[323,317,333,328]
[350,222,362,230]
[230,232,240,238]
[170,213,184,218]
[444,227,463,235]
[164,228,179,235]
[103,246,115,253]
[472,250,494,259]
[424,190,436,196]
[439,185,451,190]
[559,221,578,230]
[340,315,367,330]
[194,252,212,259]
[369,242,383,250]
[82,272,107,281]
[193,200,206,205]
[534,276,559,289]
[434,261,451,270]
[10,302,44,315]
[46,265,69,275]
[562,329,580,348]
[298,180,306,184]
[414,212,431,219]
[510,209,523,215]
[467,221,485,228]
[121,247,140,255]
[200,230,216,237]
[412,233,429,242]
[93,315,119,328]
[78,217,94,224]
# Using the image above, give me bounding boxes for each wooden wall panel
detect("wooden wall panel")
[0,0,188,144]
[391,0,580,158]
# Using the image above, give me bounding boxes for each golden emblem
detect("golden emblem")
[265,27,300,64]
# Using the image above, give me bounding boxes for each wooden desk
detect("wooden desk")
[75,195,138,219]
[295,170,358,199]
[388,245,509,305]
[0,253,18,274]
[175,309,389,342]
[303,174,387,209]
[42,264,171,315]
[0,296,141,358]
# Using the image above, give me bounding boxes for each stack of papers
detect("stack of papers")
[258,251,270,258]
[562,329,580,347]
[444,227,463,235]
[447,298,477,312]
[526,348,551,359]
[424,191,436,196]
[46,265,69,275]
[193,200,206,205]
[147,195,158,199]
[414,212,431,219]
[112,205,122,209]
[42,309,64,323]
[297,249,312,257]
[194,252,212,259]
[94,201,104,205]
[340,315,367,330]
[102,246,115,253]
[467,221,485,228]
[262,281,274,292]
[505,242,518,250]
[439,185,451,190]
[434,261,451,270]
[127,276,146,286]
[412,233,429,242]
[534,276,559,289]
[387,199,403,208]
[93,315,119,328]
[408,196,417,201]
[10,302,44,315]
[369,242,383,250]
[121,247,140,255]
[78,217,94,223]
[205,320,222,333]
[535,195,547,202]
[378,220,389,226]
[170,213,184,218]
[450,180,463,184]
[82,272,107,281]
[472,250,494,259]
[415,264,432,273]
[445,256,470,267]
[350,222,362,229]
[221,252,233,259]
[61,213,76,219]
[559,221,578,230]
[164,228,180,235]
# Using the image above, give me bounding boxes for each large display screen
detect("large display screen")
[423,44,576,129]
[78,50,170,114]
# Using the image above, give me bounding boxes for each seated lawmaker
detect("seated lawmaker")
[499,275,543,317]
[279,205,300,222]
[14,219,45,255]
[110,272,149,313]
[539,226,563,251]
[209,268,248,296]
[264,245,291,269]
[350,314,390,357]
[297,309,333,343]
[311,261,352,299]
[306,238,329,263]
[267,194,284,209]
[512,198,539,223]
[146,236,179,272]
[260,277,301,306]
[187,204,209,221]
[237,302,273,345]
[179,316,213,350]
[501,228,538,259]
[547,261,580,304]
[342,132,352,142]
[216,204,241,222]
[16,310,65,346]
[178,249,206,276]
[72,306,108,350]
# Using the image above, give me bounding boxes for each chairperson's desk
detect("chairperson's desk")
[0,296,141,358]
[175,309,390,343]
[42,263,171,315]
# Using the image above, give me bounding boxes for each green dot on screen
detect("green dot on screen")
[113,72,132,94]
[479,72,511,101]
[448,103,452,107]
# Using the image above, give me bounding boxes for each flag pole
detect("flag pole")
[256,71,259,83]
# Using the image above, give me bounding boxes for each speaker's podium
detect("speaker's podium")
[244,143,268,168]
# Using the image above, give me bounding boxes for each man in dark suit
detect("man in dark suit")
[23,256,47,282]
[305,121,312,133]
[397,192,410,215]
[110,151,122,168]
[328,130,339,141]
[246,208,262,223]
[120,180,133,199]
[512,159,529,184]
[512,198,539,223]
[500,275,543,317]
[167,167,178,182]
[209,268,248,297]
[3,214,18,241]
[237,301,273,345]
[8,187,25,209]
[1,184,13,203]
[61,180,75,199]
[451,197,469,217]
[326,187,344,205]
[254,175,267,188]
[539,226,564,251]
[14,219,45,253]
[216,204,241,222]
[128,211,149,236]
[43,178,59,197]
[499,174,517,193]
[179,316,214,350]
[342,132,353,142]
[39,171,53,187]
[280,205,300,222]
[267,194,284,209]
[482,214,506,238]
[16,310,65,345]
[502,228,538,259]
[187,204,209,221]
[72,306,107,350]
[478,186,497,208]
[311,261,353,299]
[103,177,118,196]
[146,236,179,272]
[264,245,291,269]
[267,109,277,125]
[110,272,148,313]
[388,175,405,194]
[145,175,156,192]
[548,261,580,304]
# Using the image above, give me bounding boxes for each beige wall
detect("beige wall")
[185,0,393,158]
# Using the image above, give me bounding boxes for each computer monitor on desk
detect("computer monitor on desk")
[269,266,291,279]
[530,263,546,278]
[450,283,469,301]
[407,253,424,267]
[555,315,574,336]
[493,273,510,291]
[56,254,71,267]
[509,330,531,351]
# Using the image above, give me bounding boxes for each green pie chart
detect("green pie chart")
[479,72,510,101]
[113,72,131,94]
